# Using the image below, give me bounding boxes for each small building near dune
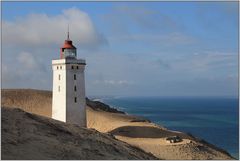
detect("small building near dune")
[166,136,182,143]
[52,30,86,127]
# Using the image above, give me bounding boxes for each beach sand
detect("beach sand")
[1,89,235,160]
[87,105,234,160]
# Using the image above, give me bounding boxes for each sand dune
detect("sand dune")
[87,105,234,160]
[2,89,52,117]
[1,107,157,160]
[1,89,235,160]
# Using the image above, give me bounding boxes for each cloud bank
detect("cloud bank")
[3,7,107,48]
[2,4,238,97]
[2,7,107,90]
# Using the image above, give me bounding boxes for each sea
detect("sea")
[95,96,239,159]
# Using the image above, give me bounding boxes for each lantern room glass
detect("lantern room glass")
[63,48,76,58]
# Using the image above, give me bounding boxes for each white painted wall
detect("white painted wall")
[52,58,86,126]
[52,61,66,122]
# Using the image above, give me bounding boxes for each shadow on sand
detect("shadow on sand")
[109,126,193,139]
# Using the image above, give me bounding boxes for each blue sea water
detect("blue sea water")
[100,97,239,159]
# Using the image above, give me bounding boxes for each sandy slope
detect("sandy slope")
[1,107,157,160]
[2,89,52,117]
[1,89,235,160]
[87,106,234,160]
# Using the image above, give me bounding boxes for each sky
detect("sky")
[2,2,239,97]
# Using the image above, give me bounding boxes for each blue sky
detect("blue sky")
[2,2,238,97]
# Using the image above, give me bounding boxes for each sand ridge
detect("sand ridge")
[1,107,157,160]
[1,89,235,160]
[87,106,234,160]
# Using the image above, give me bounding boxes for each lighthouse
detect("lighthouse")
[52,31,86,127]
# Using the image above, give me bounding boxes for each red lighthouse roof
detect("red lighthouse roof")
[61,30,76,49]
[62,40,76,49]
[60,29,77,59]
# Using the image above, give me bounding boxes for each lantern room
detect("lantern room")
[60,32,77,59]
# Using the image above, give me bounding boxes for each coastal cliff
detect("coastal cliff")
[1,89,235,160]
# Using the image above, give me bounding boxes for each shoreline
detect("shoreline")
[91,97,238,159]
[87,98,235,159]
[2,89,237,160]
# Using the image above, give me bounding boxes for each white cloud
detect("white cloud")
[17,52,38,69]
[93,79,134,86]
[2,7,107,49]
[189,51,237,70]
[2,7,107,90]
[165,50,238,81]
[109,32,195,45]
[2,6,237,97]
[2,50,50,89]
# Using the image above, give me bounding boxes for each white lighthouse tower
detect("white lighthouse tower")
[52,31,86,126]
